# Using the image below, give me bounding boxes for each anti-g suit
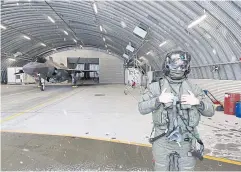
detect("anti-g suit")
[138,51,215,171]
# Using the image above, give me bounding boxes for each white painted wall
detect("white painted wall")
[146,72,240,103]
[7,67,23,84]
[48,49,124,84]
[189,79,241,103]
[99,56,124,84]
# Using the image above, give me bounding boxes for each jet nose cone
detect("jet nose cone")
[22,64,27,72]
[22,63,28,69]
[23,62,35,75]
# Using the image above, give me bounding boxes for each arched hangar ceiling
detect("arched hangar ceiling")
[1,0,241,80]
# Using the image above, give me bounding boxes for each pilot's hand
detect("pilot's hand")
[158,88,174,104]
[181,90,200,105]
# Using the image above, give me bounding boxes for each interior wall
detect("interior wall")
[48,49,124,84]
[190,79,241,103]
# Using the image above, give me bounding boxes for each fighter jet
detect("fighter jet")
[15,57,98,91]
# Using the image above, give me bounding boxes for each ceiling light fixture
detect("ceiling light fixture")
[0,24,6,30]
[139,56,147,61]
[41,43,46,47]
[105,45,107,48]
[103,28,107,33]
[133,26,147,39]
[146,51,151,55]
[93,3,98,14]
[48,16,55,23]
[188,14,207,28]
[126,44,135,52]
[103,37,106,42]
[13,52,22,57]
[9,58,16,61]
[159,41,167,47]
[206,34,211,39]
[64,30,68,35]
[73,39,77,43]
[194,39,199,44]
[23,35,31,40]
[100,25,103,32]
[121,21,127,28]
[123,53,129,59]
[213,49,217,55]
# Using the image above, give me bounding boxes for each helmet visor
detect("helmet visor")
[166,53,189,71]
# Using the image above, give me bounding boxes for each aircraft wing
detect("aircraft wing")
[14,70,24,75]
[66,69,98,73]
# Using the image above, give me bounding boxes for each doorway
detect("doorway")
[67,57,99,84]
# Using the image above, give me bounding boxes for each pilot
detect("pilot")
[138,50,214,171]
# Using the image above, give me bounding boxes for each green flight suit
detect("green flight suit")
[138,77,215,171]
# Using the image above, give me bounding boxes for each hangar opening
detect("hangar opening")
[67,57,100,83]
[1,1,241,171]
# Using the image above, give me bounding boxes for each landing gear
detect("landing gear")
[39,76,45,91]
[40,83,45,91]
[71,73,78,87]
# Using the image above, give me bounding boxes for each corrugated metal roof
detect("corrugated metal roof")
[1,1,241,81]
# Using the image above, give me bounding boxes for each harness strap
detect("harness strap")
[149,129,167,144]
[177,103,204,160]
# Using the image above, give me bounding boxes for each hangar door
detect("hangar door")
[68,57,124,84]
[99,57,124,84]
[67,58,99,81]
[74,63,99,78]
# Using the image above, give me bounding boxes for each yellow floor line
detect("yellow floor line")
[0,89,79,123]
[1,130,240,166]
[203,155,241,166]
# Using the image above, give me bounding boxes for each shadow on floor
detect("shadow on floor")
[1,132,240,171]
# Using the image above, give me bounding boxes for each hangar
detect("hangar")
[1,1,241,171]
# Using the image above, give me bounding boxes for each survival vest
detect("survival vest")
[148,77,201,134]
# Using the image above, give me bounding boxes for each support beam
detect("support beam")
[191,61,241,68]
[44,0,84,46]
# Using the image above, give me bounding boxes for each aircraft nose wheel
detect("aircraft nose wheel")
[40,84,45,91]
[71,73,78,87]
[39,77,45,91]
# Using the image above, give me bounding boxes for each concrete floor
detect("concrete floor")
[1,84,241,170]
[2,132,241,171]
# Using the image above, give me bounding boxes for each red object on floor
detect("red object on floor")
[224,93,241,115]
[213,100,220,104]
[131,81,136,87]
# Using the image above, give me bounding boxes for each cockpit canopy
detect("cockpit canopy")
[36,57,47,63]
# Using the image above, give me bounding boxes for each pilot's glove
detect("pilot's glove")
[181,90,200,105]
[158,88,174,104]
